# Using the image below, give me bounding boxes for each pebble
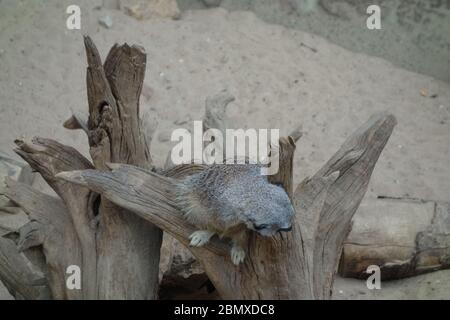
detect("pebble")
[158,130,171,142]
[99,15,113,29]
[174,117,191,125]
[202,0,222,7]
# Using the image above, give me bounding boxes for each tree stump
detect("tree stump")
[0,37,396,300]
[0,37,162,299]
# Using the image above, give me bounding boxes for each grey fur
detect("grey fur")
[176,164,295,237]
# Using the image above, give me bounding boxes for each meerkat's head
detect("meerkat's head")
[242,183,295,237]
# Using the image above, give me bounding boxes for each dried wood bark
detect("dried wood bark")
[58,112,396,299]
[83,36,162,300]
[340,200,450,280]
[0,37,396,300]
[0,37,162,299]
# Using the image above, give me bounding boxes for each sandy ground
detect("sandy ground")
[179,0,450,83]
[0,0,449,299]
[333,270,450,300]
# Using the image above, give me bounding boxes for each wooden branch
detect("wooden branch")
[4,178,69,232]
[1,35,395,300]
[267,136,297,199]
[85,36,150,169]
[203,90,235,134]
[14,137,94,189]
[83,36,162,299]
[57,164,229,256]
[290,172,339,299]
[339,200,450,280]
[57,112,396,299]
[13,137,97,299]
[289,125,303,143]
[1,37,163,300]
[53,129,307,299]
[203,90,235,161]
[164,91,234,170]
[0,236,51,300]
[140,111,158,165]
[63,112,89,134]
[293,112,397,299]
[2,179,82,299]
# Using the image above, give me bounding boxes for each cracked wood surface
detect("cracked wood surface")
[58,112,396,299]
[0,36,396,300]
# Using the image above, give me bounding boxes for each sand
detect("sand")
[0,0,449,299]
[179,0,450,83]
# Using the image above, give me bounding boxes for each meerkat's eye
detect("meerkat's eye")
[254,224,268,230]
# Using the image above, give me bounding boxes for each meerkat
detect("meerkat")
[175,164,295,265]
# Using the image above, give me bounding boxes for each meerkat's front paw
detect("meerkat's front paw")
[231,245,246,265]
[189,230,215,247]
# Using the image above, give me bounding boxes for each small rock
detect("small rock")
[174,120,187,125]
[219,55,228,64]
[158,130,171,142]
[102,0,120,9]
[0,152,34,208]
[98,15,113,29]
[202,0,222,7]
[121,0,180,20]
[174,116,191,125]
[141,84,154,101]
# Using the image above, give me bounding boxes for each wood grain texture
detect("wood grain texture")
[1,37,162,299]
[83,36,162,299]
[58,112,396,299]
[0,36,396,300]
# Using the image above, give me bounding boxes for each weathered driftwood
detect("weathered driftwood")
[83,36,162,300]
[0,37,162,299]
[0,36,396,300]
[158,232,217,299]
[2,179,74,299]
[58,111,396,299]
[340,199,450,280]
[0,151,34,209]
